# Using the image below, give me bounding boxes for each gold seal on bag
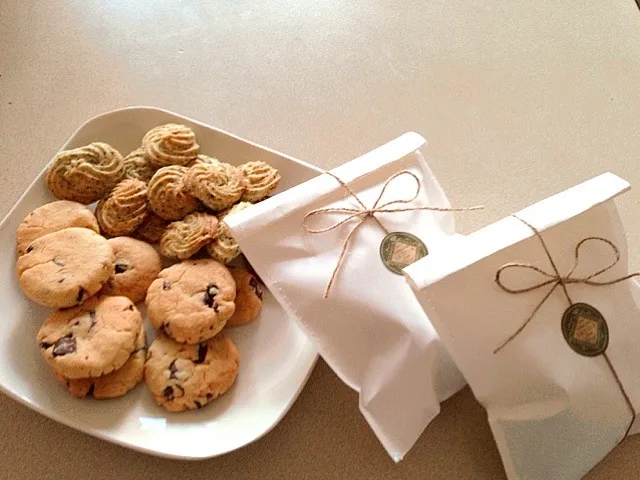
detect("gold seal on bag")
[561,303,609,357]
[379,232,428,275]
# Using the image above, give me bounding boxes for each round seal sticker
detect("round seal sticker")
[379,232,428,275]
[561,303,609,357]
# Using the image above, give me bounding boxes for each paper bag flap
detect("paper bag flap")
[405,173,630,290]
[226,132,453,237]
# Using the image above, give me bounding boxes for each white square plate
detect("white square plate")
[0,107,320,459]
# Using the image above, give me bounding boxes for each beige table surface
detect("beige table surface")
[2,1,640,478]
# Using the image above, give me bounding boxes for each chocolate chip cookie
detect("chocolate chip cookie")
[46,142,124,204]
[206,202,252,264]
[95,178,148,237]
[17,227,114,308]
[226,267,263,327]
[37,295,142,379]
[146,259,236,344]
[160,212,218,260]
[16,201,99,256]
[144,333,239,412]
[239,161,281,203]
[148,165,200,220]
[55,324,146,398]
[101,237,163,303]
[186,162,246,211]
[143,124,199,167]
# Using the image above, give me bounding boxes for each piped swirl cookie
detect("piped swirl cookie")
[146,259,236,344]
[37,295,142,379]
[17,227,114,308]
[55,324,146,399]
[148,166,200,220]
[144,333,239,412]
[123,147,156,183]
[16,201,99,256]
[46,142,124,204]
[239,161,281,202]
[160,212,219,260]
[134,212,169,243]
[206,202,252,264]
[186,162,246,211]
[95,179,148,237]
[143,124,199,167]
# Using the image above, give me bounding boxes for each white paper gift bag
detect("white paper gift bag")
[405,173,640,479]
[226,132,472,461]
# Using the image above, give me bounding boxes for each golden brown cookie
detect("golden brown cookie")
[148,166,200,220]
[16,201,99,256]
[226,267,263,327]
[17,228,114,308]
[37,295,142,379]
[206,202,252,264]
[144,333,239,412]
[101,237,163,303]
[187,154,220,167]
[160,212,219,260]
[134,212,170,243]
[143,124,199,167]
[46,142,124,204]
[95,179,148,237]
[186,162,246,211]
[239,161,281,203]
[54,324,146,399]
[122,147,157,183]
[146,259,236,344]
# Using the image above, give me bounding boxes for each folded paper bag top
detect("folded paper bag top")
[404,173,640,479]
[226,132,476,461]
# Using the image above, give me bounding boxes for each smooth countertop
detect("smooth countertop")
[2,1,640,478]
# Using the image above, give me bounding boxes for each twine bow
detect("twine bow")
[494,215,640,354]
[303,170,483,298]
[495,215,638,439]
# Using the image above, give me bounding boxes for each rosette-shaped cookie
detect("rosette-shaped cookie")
[206,202,252,264]
[148,166,200,220]
[134,211,169,243]
[142,123,199,167]
[239,161,281,202]
[95,178,148,237]
[187,154,220,167]
[46,142,124,204]
[160,212,219,260]
[122,147,156,183]
[186,162,246,211]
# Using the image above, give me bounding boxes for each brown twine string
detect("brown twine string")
[495,214,637,440]
[302,170,483,298]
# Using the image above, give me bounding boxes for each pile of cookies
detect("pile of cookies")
[16,123,275,412]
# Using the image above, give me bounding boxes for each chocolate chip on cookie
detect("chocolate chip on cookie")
[37,295,142,379]
[144,333,239,412]
[101,237,163,303]
[16,201,99,256]
[17,227,114,308]
[146,259,236,344]
[55,324,146,398]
